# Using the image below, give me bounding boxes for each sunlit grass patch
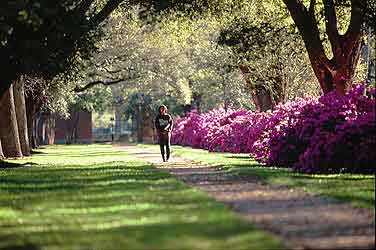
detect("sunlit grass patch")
[141,144,375,209]
[0,144,283,250]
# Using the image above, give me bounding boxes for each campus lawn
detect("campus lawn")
[141,144,375,209]
[0,145,284,250]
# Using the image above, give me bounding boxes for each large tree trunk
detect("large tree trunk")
[0,66,17,100]
[13,76,31,156]
[32,116,38,147]
[250,86,274,112]
[136,105,143,143]
[192,93,202,113]
[110,85,124,141]
[25,96,39,149]
[26,109,36,149]
[0,85,23,158]
[35,112,56,145]
[283,0,364,95]
[0,139,4,159]
[239,65,275,111]
[114,106,122,141]
[65,110,80,144]
[46,116,56,145]
[36,113,44,145]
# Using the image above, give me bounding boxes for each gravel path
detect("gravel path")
[120,145,375,250]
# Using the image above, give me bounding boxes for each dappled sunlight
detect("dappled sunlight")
[142,143,375,209]
[1,0,373,249]
[0,145,283,250]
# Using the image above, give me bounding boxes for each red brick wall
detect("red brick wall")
[55,111,92,144]
[77,111,92,140]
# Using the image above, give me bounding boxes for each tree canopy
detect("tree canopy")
[0,0,124,97]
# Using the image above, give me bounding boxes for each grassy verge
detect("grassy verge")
[0,144,284,250]
[140,144,375,209]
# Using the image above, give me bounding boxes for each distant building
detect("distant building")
[55,111,92,144]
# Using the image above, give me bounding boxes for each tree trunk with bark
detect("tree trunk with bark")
[36,113,45,146]
[136,104,143,143]
[13,76,31,156]
[110,85,124,141]
[114,107,122,141]
[25,96,41,149]
[32,116,39,147]
[192,93,202,113]
[0,85,23,158]
[250,86,274,112]
[239,65,275,111]
[65,110,80,144]
[283,0,365,95]
[0,139,4,159]
[46,116,56,145]
[27,111,37,149]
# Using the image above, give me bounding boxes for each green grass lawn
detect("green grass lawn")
[141,144,375,209]
[0,145,284,250]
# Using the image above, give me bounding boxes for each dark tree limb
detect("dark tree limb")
[103,67,122,74]
[344,0,364,50]
[283,0,365,95]
[283,0,325,55]
[282,0,331,69]
[89,0,124,26]
[308,0,316,16]
[323,0,340,54]
[76,0,96,16]
[74,78,126,92]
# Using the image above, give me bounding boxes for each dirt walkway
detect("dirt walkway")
[120,145,375,250]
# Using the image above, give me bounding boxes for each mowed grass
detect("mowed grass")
[0,145,284,250]
[141,144,375,209]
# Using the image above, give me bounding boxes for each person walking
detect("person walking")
[155,105,173,162]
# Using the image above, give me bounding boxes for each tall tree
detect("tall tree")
[13,76,31,156]
[0,0,125,158]
[0,85,23,158]
[219,10,317,111]
[283,0,366,94]
[0,0,125,99]
[145,0,371,95]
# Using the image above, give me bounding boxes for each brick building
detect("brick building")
[55,111,92,144]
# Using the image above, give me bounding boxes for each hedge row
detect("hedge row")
[172,83,375,174]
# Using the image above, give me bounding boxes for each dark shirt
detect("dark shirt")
[155,114,173,134]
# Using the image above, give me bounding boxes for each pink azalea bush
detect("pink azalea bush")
[172,83,375,174]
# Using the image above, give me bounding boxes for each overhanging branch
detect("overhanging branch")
[76,0,95,16]
[89,0,124,26]
[323,0,340,53]
[309,0,316,16]
[74,78,125,92]
[344,0,365,50]
[103,67,122,74]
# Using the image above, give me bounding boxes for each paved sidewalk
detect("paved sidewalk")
[120,145,375,250]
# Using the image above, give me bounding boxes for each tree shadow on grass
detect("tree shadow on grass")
[40,151,127,158]
[0,163,180,194]
[31,150,46,155]
[226,163,291,177]
[0,243,40,250]
[0,218,279,250]
[288,174,375,180]
[0,161,37,169]
[226,163,374,208]
[224,155,251,159]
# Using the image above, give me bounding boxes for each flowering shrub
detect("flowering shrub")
[172,83,375,174]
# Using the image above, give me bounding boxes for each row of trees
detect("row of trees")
[0,0,126,159]
[75,0,374,112]
[1,0,374,159]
